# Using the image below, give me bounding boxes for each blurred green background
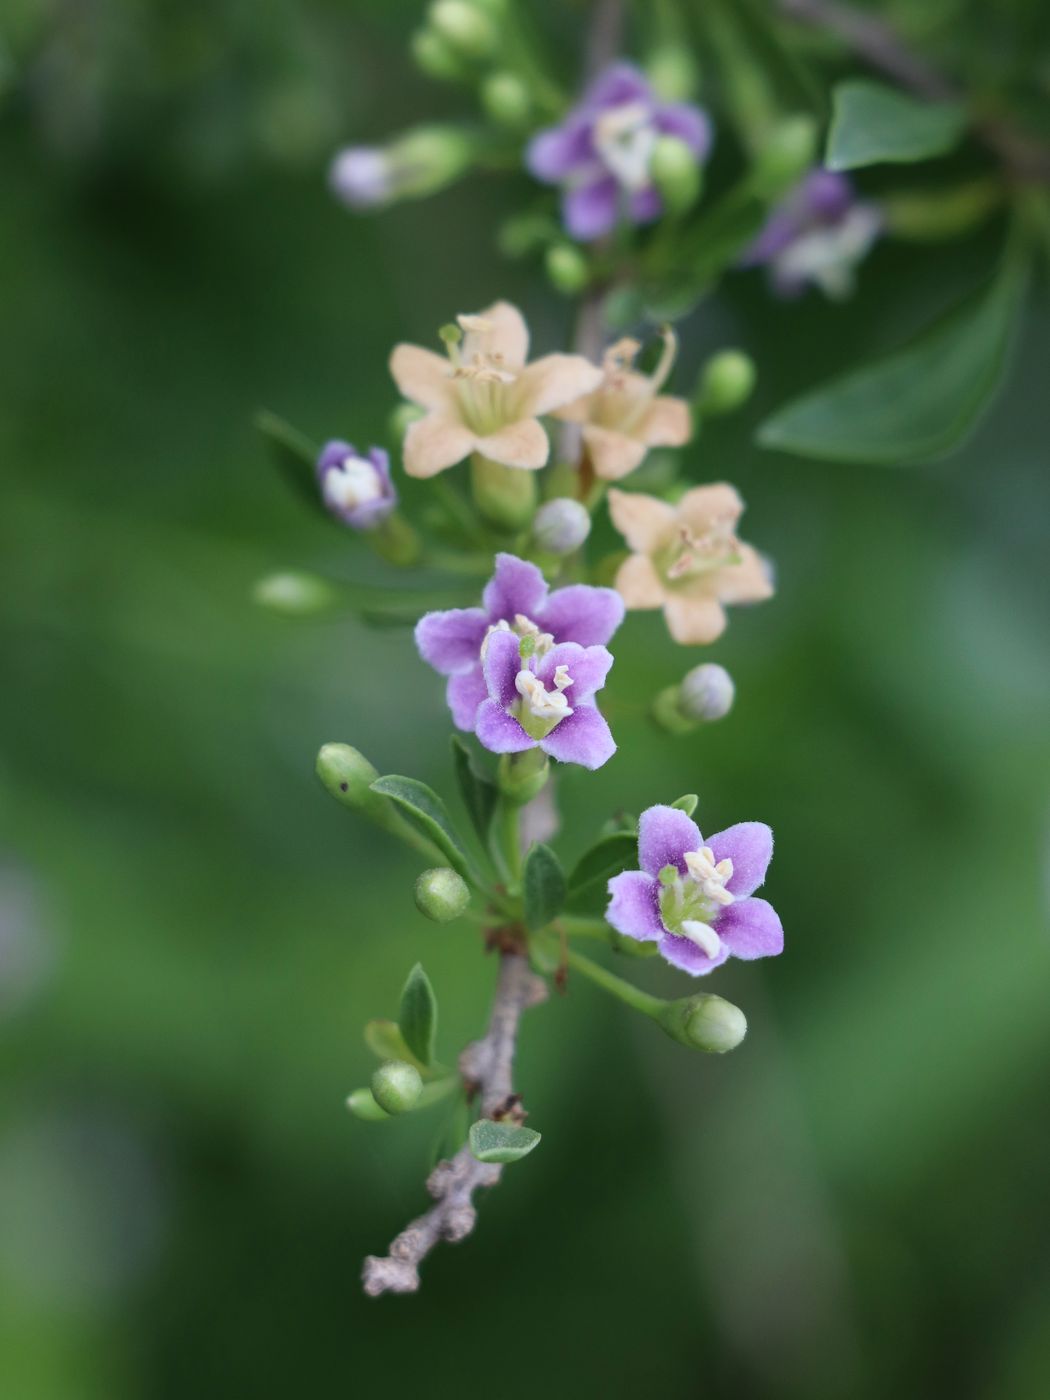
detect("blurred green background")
[2,3,1049,1398]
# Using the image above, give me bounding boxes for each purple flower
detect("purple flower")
[742,168,882,298]
[415,553,625,731]
[328,148,392,209]
[607,804,783,976]
[526,63,712,242]
[316,441,397,530]
[474,629,616,769]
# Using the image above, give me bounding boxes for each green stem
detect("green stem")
[565,948,666,1019]
[496,801,523,892]
[559,914,614,940]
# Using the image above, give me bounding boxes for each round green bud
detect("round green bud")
[481,71,531,128]
[371,1060,424,1115]
[252,571,336,617]
[410,28,465,82]
[346,1088,391,1121]
[497,748,549,805]
[698,350,756,417]
[544,243,590,295]
[679,663,735,722]
[533,497,591,556]
[650,135,702,215]
[646,45,699,102]
[415,867,471,923]
[428,0,496,59]
[751,114,818,198]
[392,125,475,199]
[661,994,747,1053]
[316,743,382,811]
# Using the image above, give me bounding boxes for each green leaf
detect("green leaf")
[523,843,566,932]
[757,260,1025,466]
[256,409,324,516]
[450,736,498,848]
[398,963,438,1068]
[826,79,966,171]
[369,775,474,880]
[671,794,699,816]
[567,831,638,911]
[468,1119,541,1164]
[363,1018,424,1070]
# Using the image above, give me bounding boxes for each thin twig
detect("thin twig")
[361,954,547,1296]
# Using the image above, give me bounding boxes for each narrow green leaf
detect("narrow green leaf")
[672,794,699,816]
[523,843,567,932]
[450,736,498,848]
[369,775,474,880]
[364,1018,424,1070]
[758,260,1025,466]
[256,409,324,516]
[346,1088,391,1122]
[567,831,638,911]
[468,1119,541,1164]
[826,80,967,171]
[399,963,438,1068]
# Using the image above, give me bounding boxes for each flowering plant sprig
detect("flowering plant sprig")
[252,0,1050,1297]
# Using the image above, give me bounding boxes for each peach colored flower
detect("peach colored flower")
[555,328,692,481]
[389,301,602,479]
[608,483,772,644]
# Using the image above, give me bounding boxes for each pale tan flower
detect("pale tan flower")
[555,328,692,481]
[608,483,773,644]
[389,301,603,479]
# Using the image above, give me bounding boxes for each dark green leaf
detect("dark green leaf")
[757,261,1025,466]
[450,736,498,848]
[256,409,324,516]
[826,79,966,171]
[369,776,474,879]
[398,963,438,1068]
[468,1119,541,1164]
[671,794,699,816]
[523,843,566,932]
[567,831,638,911]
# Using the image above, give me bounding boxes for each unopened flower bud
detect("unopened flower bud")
[330,127,474,212]
[679,663,735,722]
[428,0,496,59]
[415,867,471,923]
[371,1060,424,1115]
[253,571,336,617]
[317,743,384,813]
[660,994,747,1053]
[481,71,532,128]
[328,147,392,209]
[751,114,818,197]
[646,45,700,102]
[545,243,590,295]
[471,454,537,530]
[346,1087,391,1121]
[533,498,591,555]
[650,135,702,215]
[317,441,397,530]
[698,351,756,417]
[411,27,465,81]
[497,749,549,805]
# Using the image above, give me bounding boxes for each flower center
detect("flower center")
[658,846,735,957]
[514,663,573,739]
[661,522,741,585]
[592,328,677,436]
[322,455,384,511]
[593,101,658,192]
[480,614,554,661]
[444,314,520,435]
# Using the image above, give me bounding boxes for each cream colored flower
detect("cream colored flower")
[389,301,603,479]
[608,483,773,644]
[555,328,692,481]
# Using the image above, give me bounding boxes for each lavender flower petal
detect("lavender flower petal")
[482,628,523,708]
[537,583,624,648]
[482,553,549,623]
[539,704,615,769]
[526,117,594,181]
[415,608,489,676]
[446,667,488,731]
[475,699,534,754]
[535,642,613,705]
[715,897,784,960]
[564,177,620,242]
[628,185,663,226]
[583,62,653,110]
[659,931,731,977]
[638,804,702,878]
[655,103,713,157]
[606,871,663,942]
[706,822,774,899]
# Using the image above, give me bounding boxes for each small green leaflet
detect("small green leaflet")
[671,794,699,816]
[523,843,566,932]
[450,736,498,848]
[758,258,1025,466]
[567,831,638,911]
[826,80,967,171]
[369,775,474,880]
[256,409,325,516]
[398,963,438,1068]
[364,1018,423,1069]
[468,1119,541,1164]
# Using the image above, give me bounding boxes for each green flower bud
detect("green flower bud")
[346,1088,391,1121]
[252,571,336,617]
[651,685,698,737]
[698,350,756,417]
[371,512,423,568]
[481,71,532,128]
[545,243,590,296]
[389,401,425,440]
[679,663,735,722]
[371,1060,424,1114]
[392,125,475,200]
[660,994,747,1053]
[646,46,699,102]
[411,27,465,81]
[317,744,419,839]
[533,498,591,556]
[497,748,549,805]
[470,453,537,530]
[429,0,496,59]
[415,867,471,923]
[751,114,818,198]
[650,135,702,215]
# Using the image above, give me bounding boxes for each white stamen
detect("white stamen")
[679,920,723,959]
[323,456,384,510]
[552,664,571,692]
[515,668,574,722]
[684,847,735,907]
[481,615,554,661]
[594,101,658,192]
